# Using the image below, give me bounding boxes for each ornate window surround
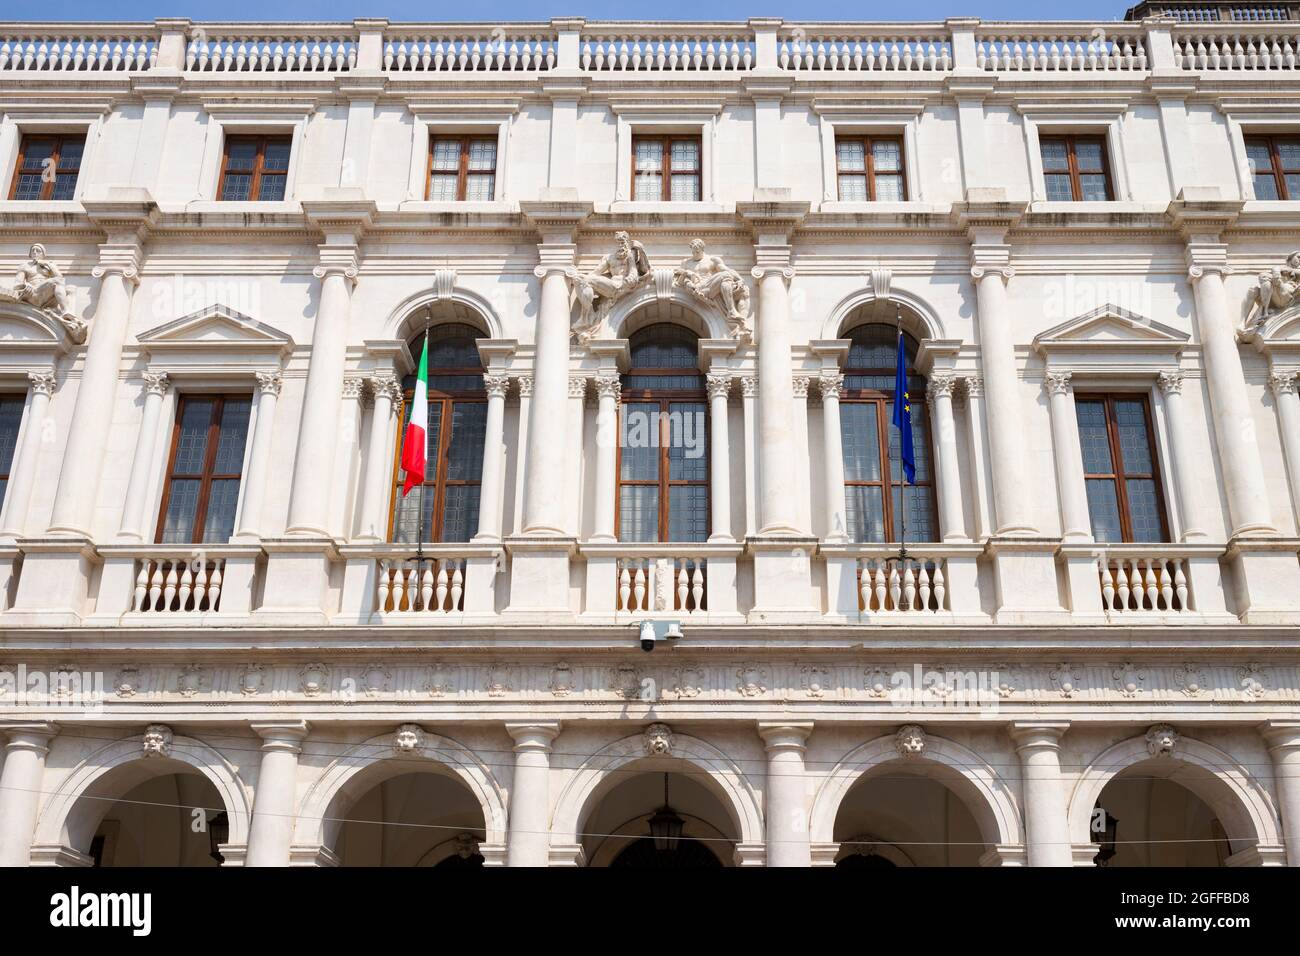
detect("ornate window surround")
[195,103,312,207]
[135,304,294,539]
[1033,305,1191,541]
[610,102,723,208]
[0,107,107,204]
[401,103,517,206]
[812,104,924,207]
[1015,103,1134,205]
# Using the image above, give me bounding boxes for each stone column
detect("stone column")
[759,722,813,867]
[48,248,140,536]
[971,256,1036,535]
[929,373,970,542]
[474,373,510,541]
[791,375,812,534]
[707,372,733,542]
[819,372,848,541]
[522,260,574,536]
[354,375,396,540]
[244,721,309,867]
[591,375,619,541]
[1159,370,1209,540]
[752,265,801,535]
[0,370,56,538]
[0,723,58,867]
[741,376,760,537]
[235,371,283,538]
[1268,372,1300,531]
[1044,371,1092,542]
[512,375,533,535]
[961,377,994,539]
[565,375,587,536]
[1011,722,1073,867]
[117,370,171,540]
[1187,258,1274,536]
[506,722,560,867]
[1261,721,1300,867]
[286,251,358,536]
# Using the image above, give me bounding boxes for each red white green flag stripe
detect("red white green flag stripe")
[400,335,428,496]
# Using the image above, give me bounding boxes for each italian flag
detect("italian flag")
[401,335,428,496]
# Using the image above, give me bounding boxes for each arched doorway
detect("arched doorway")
[832,772,984,867]
[582,767,737,867]
[1090,768,1232,867]
[332,769,487,867]
[87,769,228,867]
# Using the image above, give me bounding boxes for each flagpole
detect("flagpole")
[415,316,430,610]
[896,304,908,565]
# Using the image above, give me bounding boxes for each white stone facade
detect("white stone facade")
[0,15,1299,868]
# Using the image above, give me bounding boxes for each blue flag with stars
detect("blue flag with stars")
[892,329,916,486]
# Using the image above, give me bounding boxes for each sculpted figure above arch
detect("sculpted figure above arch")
[1,242,87,343]
[566,230,652,343]
[674,238,752,341]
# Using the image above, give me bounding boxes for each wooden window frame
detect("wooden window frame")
[154,394,250,545]
[8,133,85,201]
[1076,393,1170,543]
[387,339,486,544]
[834,135,908,202]
[0,393,24,503]
[425,135,498,202]
[1040,134,1114,202]
[1245,133,1300,200]
[630,134,703,203]
[840,329,939,544]
[616,331,710,543]
[216,134,292,202]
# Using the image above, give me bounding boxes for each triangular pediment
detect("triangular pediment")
[137,304,294,352]
[1034,305,1189,348]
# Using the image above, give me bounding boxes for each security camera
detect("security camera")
[636,619,684,652]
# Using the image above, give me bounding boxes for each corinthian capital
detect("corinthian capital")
[706,372,732,400]
[929,374,957,399]
[484,373,510,399]
[1158,370,1185,395]
[27,369,57,396]
[1043,370,1072,396]
[1269,371,1297,397]
[142,370,171,396]
[255,370,284,397]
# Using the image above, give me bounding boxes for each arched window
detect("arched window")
[390,322,486,543]
[619,322,708,542]
[839,324,937,543]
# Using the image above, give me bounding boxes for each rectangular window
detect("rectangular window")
[835,136,906,202]
[156,395,252,544]
[1075,394,1169,543]
[840,398,936,543]
[8,134,85,200]
[0,395,24,509]
[391,396,486,543]
[617,400,709,542]
[632,135,701,202]
[217,135,291,201]
[1245,134,1300,200]
[1040,135,1112,201]
[426,136,497,201]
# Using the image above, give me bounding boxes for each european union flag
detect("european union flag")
[891,329,916,486]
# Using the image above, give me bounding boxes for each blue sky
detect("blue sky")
[31,1,1137,23]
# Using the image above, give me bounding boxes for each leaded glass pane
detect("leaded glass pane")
[442,485,480,542]
[619,486,659,542]
[874,174,904,201]
[620,403,660,481]
[871,139,902,172]
[58,139,84,170]
[891,485,936,542]
[670,139,699,171]
[212,399,250,473]
[262,140,290,171]
[258,174,286,202]
[201,478,241,542]
[220,174,252,201]
[431,139,461,171]
[841,403,882,482]
[845,484,886,543]
[173,400,214,475]
[1080,174,1109,201]
[667,402,707,482]
[1254,173,1281,200]
[20,139,54,171]
[668,485,708,542]
[447,402,486,481]
[837,139,866,172]
[1040,139,1070,171]
[0,396,23,479]
[160,478,201,543]
[1114,399,1154,473]
[1076,400,1113,473]
[1045,173,1074,202]
[466,173,494,201]
[392,487,436,544]
[1126,478,1165,542]
[838,174,868,202]
[670,175,700,201]
[886,402,931,482]
[226,139,258,169]
[1086,478,1123,543]
[50,171,78,200]
[629,325,698,368]
[1246,140,1273,175]
[1075,139,1105,171]
[468,140,496,170]
[1277,137,1300,168]
[428,173,459,201]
